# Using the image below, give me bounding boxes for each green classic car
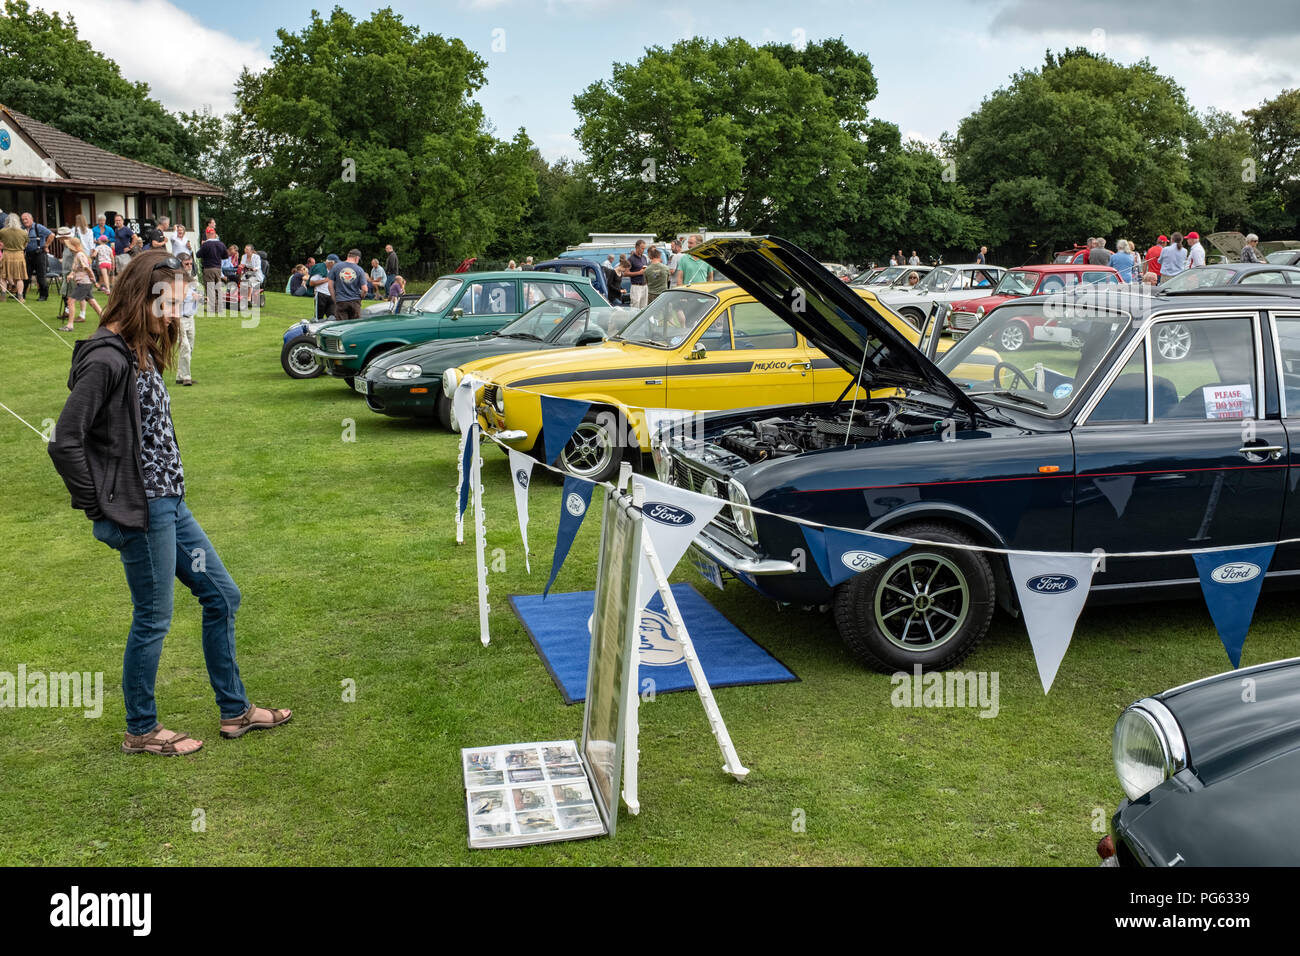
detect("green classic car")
[311,270,609,390]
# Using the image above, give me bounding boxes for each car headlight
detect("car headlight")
[442,368,460,397]
[385,364,423,380]
[975,306,985,318]
[727,479,753,540]
[494,388,506,414]
[1112,699,1187,801]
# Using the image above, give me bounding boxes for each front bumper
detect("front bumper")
[691,530,799,576]
[311,347,360,377]
[363,374,440,417]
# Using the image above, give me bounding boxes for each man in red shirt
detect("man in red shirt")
[1145,235,1167,280]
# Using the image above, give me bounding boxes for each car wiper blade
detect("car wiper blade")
[965,389,1049,409]
[501,332,542,341]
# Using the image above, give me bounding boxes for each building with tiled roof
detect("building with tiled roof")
[0,105,222,233]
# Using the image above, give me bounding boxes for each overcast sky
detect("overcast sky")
[42,0,1300,160]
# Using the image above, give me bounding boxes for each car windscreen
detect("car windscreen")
[499,298,582,340]
[615,290,716,348]
[554,307,637,346]
[1266,251,1297,264]
[1160,267,1237,292]
[415,277,462,314]
[994,270,1038,296]
[936,302,1130,415]
[914,267,953,292]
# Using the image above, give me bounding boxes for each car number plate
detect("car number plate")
[689,550,725,591]
[352,377,368,395]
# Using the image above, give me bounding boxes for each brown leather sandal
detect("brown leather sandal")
[122,725,203,756]
[220,704,292,739]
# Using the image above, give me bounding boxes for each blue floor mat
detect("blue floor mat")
[510,583,798,705]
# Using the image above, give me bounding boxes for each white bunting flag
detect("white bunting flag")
[1007,552,1097,694]
[632,475,725,610]
[508,449,535,573]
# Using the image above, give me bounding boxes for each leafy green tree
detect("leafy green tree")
[233,6,536,272]
[951,48,1200,261]
[0,0,199,174]
[572,36,978,264]
[1244,89,1300,236]
[1187,109,1254,234]
[485,150,599,263]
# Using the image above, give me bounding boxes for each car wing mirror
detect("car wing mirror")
[575,330,605,346]
[689,344,707,360]
[450,307,464,320]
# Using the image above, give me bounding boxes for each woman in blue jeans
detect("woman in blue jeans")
[49,249,290,755]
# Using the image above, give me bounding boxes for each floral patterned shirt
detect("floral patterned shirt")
[135,363,185,498]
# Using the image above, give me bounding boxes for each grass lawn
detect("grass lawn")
[2,289,1296,866]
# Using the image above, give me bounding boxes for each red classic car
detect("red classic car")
[947,264,1119,351]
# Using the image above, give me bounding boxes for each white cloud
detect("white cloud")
[45,0,270,115]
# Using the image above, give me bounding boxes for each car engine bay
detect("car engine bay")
[713,402,954,463]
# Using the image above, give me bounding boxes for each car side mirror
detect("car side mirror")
[450,307,464,320]
[575,331,605,346]
[689,344,707,360]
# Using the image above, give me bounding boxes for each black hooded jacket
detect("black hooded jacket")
[48,326,153,530]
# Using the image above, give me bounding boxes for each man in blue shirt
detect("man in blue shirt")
[20,212,52,301]
[328,250,372,320]
[112,214,134,257]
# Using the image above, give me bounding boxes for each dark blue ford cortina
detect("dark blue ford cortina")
[659,236,1300,673]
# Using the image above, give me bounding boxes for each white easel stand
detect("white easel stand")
[472,430,490,646]
[622,472,749,816]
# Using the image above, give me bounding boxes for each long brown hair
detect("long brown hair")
[99,249,182,372]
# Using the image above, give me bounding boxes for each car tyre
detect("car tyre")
[833,521,995,673]
[558,408,627,484]
[280,334,322,379]
[900,307,926,328]
[435,392,454,431]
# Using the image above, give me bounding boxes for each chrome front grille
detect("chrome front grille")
[948,310,978,332]
[670,456,739,536]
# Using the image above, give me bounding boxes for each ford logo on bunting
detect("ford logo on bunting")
[840,551,886,572]
[1211,562,1261,584]
[515,468,529,489]
[643,502,694,526]
[565,493,586,517]
[1026,574,1078,594]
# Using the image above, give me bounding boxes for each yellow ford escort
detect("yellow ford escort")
[448,281,982,481]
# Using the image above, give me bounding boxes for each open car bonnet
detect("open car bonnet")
[691,235,978,418]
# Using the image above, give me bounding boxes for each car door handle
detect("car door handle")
[789,360,812,375]
[644,379,663,385]
[1239,445,1284,460]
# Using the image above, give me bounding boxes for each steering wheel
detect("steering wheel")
[993,361,1035,391]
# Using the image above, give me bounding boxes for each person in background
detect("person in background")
[176,252,199,386]
[1186,231,1206,268]
[506,260,518,271]
[145,227,168,251]
[602,255,621,304]
[1088,237,1111,266]
[197,226,226,313]
[1142,271,1159,286]
[368,257,387,299]
[59,237,101,330]
[22,211,53,301]
[92,214,115,246]
[626,240,648,308]
[0,212,30,302]
[908,250,921,265]
[287,264,310,296]
[385,243,398,277]
[521,256,534,271]
[93,234,115,293]
[667,238,683,287]
[1145,235,1166,281]
[906,270,921,287]
[386,274,406,301]
[310,254,336,320]
[1158,231,1187,281]
[976,245,988,264]
[674,234,712,286]
[1109,239,1134,283]
[222,244,241,281]
[644,246,671,303]
[240,244,263,287]
[1240,233,1266,263]
[170,224,193,259]
[328,248,371,320]
[112,214,134,260]
[73,214,95,254]
[204,218,219,243]
[48,248,290,756]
